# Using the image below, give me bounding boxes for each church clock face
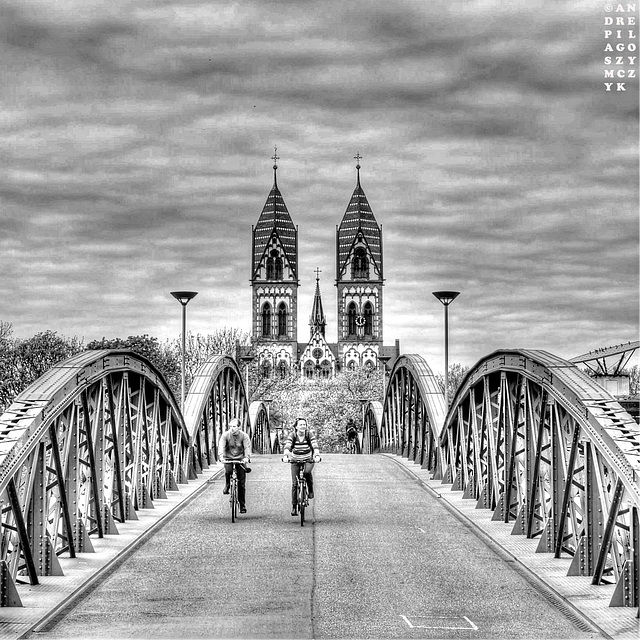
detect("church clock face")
[312,347,323,359]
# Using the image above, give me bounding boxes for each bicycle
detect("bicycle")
[224,461,248,523]
[346,437,357,454]
[285,457,321,527]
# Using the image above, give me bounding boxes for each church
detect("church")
[240,151,400,379]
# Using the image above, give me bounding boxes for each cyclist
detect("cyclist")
[218,417,252,514]
[345,418,358,452]
[282,417,321,516]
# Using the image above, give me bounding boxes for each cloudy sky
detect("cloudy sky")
[1,0,638,373]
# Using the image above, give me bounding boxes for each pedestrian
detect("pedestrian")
[218,417,252,513]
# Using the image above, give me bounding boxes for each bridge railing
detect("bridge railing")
[371,349,640,611]
[0,350,264,606]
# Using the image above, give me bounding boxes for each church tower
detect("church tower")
[299,270,336,378]
[336,154,384,369]
[250,149,299,377]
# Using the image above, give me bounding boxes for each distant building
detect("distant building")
[240,151,400,378]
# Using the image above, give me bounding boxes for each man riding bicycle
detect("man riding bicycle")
[218,417,252,514]
[282,418,320,516]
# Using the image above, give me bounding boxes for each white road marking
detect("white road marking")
[400,615,478,630]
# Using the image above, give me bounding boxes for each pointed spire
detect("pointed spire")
[337,153,381,278]
[272,146,279,188]
[310,267,327,337]
[252,148,297,279]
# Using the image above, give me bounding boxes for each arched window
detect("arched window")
[347,302,357,336]
[277,302,287,337]
[347,360,356,371]
[352,247,369,279]
[278,361,288,379]
[266,257,274,280]
[304,361,315,379]
[364,360,375,372]
[262,303,272,337]
[261,361,271,379]
[275,256,283,280]
[363,301,373,337]
[321,360,331,379]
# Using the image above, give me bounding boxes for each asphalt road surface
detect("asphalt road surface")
[29,454,601,639]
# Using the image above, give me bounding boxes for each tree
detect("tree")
[248,366,385,452]
[86,329,250,400]
[626,365,639,395]
[0,328,84,414]
[436,363,470,406]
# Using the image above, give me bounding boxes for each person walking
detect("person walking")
[218,417,252,513]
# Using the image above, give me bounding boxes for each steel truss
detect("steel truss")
[376,355,446,473]
[376,350,640,610]
[0,350,254,606]
[183,356,271,467]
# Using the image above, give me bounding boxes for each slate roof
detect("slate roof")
[337,168,381,276]
[252,168,297,279]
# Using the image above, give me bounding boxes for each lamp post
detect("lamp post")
[170,291,198,411]
[432,291,460,409]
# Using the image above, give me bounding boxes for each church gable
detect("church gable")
[253,231,297,282]
[337,231,382,282]
[300,330,336,379]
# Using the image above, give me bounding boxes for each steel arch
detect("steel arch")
[182,355,250,472]
[380,355,446,472]
[248,401,272,454]
[441,349,640,609]
[0,350,190,605]
[361,401,383,454]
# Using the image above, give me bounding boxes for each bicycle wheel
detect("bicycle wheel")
[230,477,238,523]
[299,477,306,527]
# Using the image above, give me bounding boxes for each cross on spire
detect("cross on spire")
[314,266,322,282]
[272,146,279,187]
[354,152,362,187]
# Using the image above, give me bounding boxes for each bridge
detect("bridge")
[0,347,638,638]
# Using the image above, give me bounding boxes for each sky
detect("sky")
[1,0,638,374]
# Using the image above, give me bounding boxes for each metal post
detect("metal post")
[432,291,460,410]
[170,291,198,411]
[444,303,450,408]
[181,302,187,409]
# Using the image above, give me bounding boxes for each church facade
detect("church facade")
[242,152,399,379]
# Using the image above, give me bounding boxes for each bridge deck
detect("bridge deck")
[3,455,637,639]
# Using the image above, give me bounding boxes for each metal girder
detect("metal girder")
[437,349,640,609]
[377,348,640,608]
[0,350,200,606]
[380,355,446,476]
[248,401,272,455]
[182,355,251,469]
[361,401,383,454]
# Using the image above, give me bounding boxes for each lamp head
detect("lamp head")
[170,291,198,306]
[432,291,460,306]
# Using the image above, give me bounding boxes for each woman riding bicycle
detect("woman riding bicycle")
[282,418,321,516]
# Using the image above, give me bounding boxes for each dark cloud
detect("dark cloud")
[0,0,637,374]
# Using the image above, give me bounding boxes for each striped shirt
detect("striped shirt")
[283,429,320,461]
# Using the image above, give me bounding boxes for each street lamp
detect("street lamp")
[432,291,460,409]
[170,291,198,410]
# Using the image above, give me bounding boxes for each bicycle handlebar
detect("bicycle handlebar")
[282,456,321,463]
